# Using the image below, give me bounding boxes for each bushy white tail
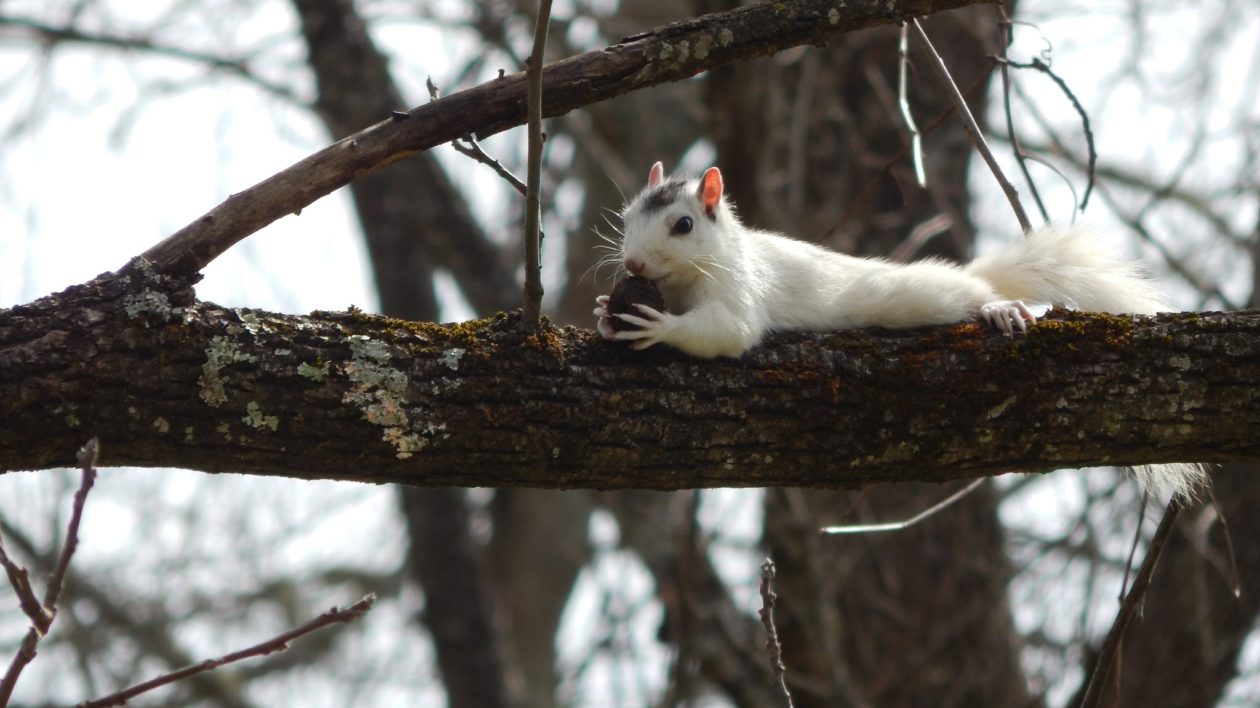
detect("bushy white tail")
[1133,463,1209,502]
[965,226,1167,315]
[969,226,1207,501]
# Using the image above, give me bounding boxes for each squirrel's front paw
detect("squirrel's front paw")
[612,304,676,350]
[980,300,1036,335]
[593,295,616,339]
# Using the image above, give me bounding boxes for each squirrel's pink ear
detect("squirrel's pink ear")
[647,161,665,188]
[698,167,723,217]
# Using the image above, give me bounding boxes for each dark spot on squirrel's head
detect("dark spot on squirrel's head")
[641,181,687,213]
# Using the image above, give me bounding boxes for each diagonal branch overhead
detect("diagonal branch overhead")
[138,0,993,277]
[2,265,1257,484]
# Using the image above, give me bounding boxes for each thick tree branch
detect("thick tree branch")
[136,0,993,277]
[1,263,1255,485]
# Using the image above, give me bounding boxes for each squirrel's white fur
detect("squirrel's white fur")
[594,162,1206,500]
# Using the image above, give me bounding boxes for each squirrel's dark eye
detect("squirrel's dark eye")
[670,216,693,236]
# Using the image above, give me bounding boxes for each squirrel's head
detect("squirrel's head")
[619,161,734,290]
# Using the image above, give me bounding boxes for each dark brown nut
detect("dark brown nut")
[608,276,666,332]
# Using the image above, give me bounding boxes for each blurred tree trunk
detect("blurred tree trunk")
[703,4,1037,706]
[291,1,590,706]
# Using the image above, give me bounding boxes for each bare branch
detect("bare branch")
[1077,501,1180,708]
[996,7,1049,223]
[427,77,528,196]
[758,560,795,708]
[0,519,254,706]
[1205,485,1242,599]
[1118,493,1150,599]
[133,0,995,278]
[911,18,1031,233]
[0,538,48,634]
[0,438,99,706]
[823,64,996,240]
[0,14,303,105]
[0,619,41,704]
[452,135,528,196]
[44,439,98,612]
[522,0,554,328]
[897,24,927,188]
[820,478,985,534]
[79,594,377,707]
[997,55,1097,211]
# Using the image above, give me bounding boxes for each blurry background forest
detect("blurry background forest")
[1,0,1259,705]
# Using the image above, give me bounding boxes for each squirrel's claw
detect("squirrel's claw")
[980,300,1035,336]
[594,295,616,339]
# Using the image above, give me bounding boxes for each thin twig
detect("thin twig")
[521,0,553,328]
[0,15,302,106]
[1078,500,1181,708]
[996,55,1097,211]
[1017,151,1080,219]
[820,477,984,535]
[79,594,377,707]
[1100,190,1238,308]
[996,7,1049,223]
[758,559,795,708]
[0,614,41,704]
[787,50,821,216]
[1206,484,1241,599]
[889,213,952,261]
[427,77,527,195]
[45,439,98,612]
[822,63,995,240]
[1119,491,1149,598]
[0,438,99,707]
[453,136,528,196]
[0,538,48,632]
[897,24,927,188]
[911,18,1031,233]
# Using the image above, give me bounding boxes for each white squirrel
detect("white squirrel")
[593,161,1206,499]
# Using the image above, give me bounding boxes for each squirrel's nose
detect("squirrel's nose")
[625,258,645,275]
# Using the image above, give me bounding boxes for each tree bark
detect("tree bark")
[3,263,1257,484]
